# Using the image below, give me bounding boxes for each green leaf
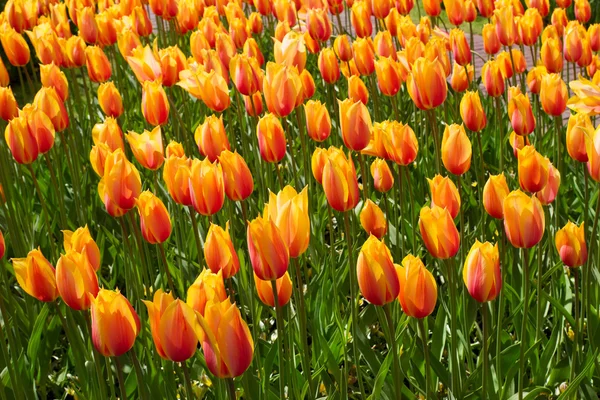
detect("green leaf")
[368,350,393,400]
[557,350,598,399]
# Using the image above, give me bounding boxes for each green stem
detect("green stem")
[395,165,403,257]
[482,303,489,400]
[43,153,67,228]
[189,207,204,270]
[271,279,286,399]
[86,313,109,400]
[476,131,485,241]
[27,164,57,260]
[445,259,461,396]
[428,110,441,173]
[418,318,431,399]
[158,242,177,294]
[226,378,236,400]
[518,248,530,400]
[495,97,504,172]
[114,357,128,400]
[293,258,314,399]
[130,348,149,400]
[536,237,543,342]
[404,167,417,252]
[570,268,580,391]
[181,362,195,400]
[384,304,403,399]
[358,153,369,200]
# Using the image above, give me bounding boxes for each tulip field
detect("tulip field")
[3,0,600,398]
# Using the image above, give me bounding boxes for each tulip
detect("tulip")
[96,11,118,46]
[198,298,254,378]
[360,199,387,239]
[463,241,501,302]
[338,98,373,151]
[419,205,460,259]
[526,66,547,95]
[98,179,128,218]
[517,146,549,193]
[263,62,302,118]
[311,147,328,184]
[40,63,68,101]
[248,12,263,35]
[244,92,264,116]
[575,0,591,23]
[374,31,396,61]
[256,113,287,163]
[187,269,228,315]
[375,57,401,97]
[503,190,545,248]
[158,46,187,87]
[555,222,587,268]
[564,24,583,64]
[494,6,517,46]
[352,38,376,77]
[117,28,142,59]
[56,250,99,310]
[383,121,419,166]
[509,131,530,158]
[23,105,55,154]
[78,6,98,44]
[428,175,461,219]
[318,48,340,84]
[92,118,124,151]
[482,24,501,55]
[85,46,112,83]
[577,39,592,69]
[541,37,563,73]
[63,226,101,272]
[247,216,289,280]
[254,272,293,307]
[450,62,473,93]
[90,289,140,357]
[101,149,142,210]
[590,24,600,52]
[508,91,535,136]
[189,158,225,216]
[536,163,560,205]
[442,124,472,175]
[195,115,231,162]
[141,80,169,126]
[481,60,505,97]
[351,0,373,38]
[450,29,471,66]
[568,78,600,116]
[483,174,509,219]
[126,126,165,170]
[334,35,354,62]
[0,26,31,66]
[539,73,567,118]
[135,191,172,244]
[97,82,124,118]
[218,150,254,202]
[304,100,331,142]
[348,75,369,104]
[229,54,262,97]
[356,235,399,306]
[322,149,361,212]
[407,57,447,110]
[370,159,394,193]
[204,222,240,279]
[396,255,437,318]
[5,115,38,164]
[460,91,487,132]
[33,87,69,132]
[12,248,59,302]
[300,69,316,101]
[566,113,592,163]
[0,87,18,121]
[423,0,442,16]
[307,8,332,42]
[273,31,306,72]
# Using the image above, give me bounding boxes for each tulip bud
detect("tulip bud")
[566,113,592,163]
[442,124,472,175]
[126,126,165,170]
[12,248,59,302]
[40,63,68,101]
[0,230,4,260]
[555,222,587,268]
[318,48,340,84]
[541,37,563,73]
[204,222,240,279]
[481,60,505,97]
[357,235,399,305]
[396,255,437,318]
[311,147,328,184]
[339,98,372,151]
[517,146,549,193]
[348,75,369,104]
[274,31,306,72]
[195,115,231,162]
[263,62,302,118]
[450,29,471,66]
[304,100,331,142]
[460,91,487,132]
[33,87,69,132]
[334,35,354,62]
[5,115,38,164]
[247,216,289,280]
[419,205,460,259]
[375,57,402,97]
[494,6,517,46]
[508,91,535,136]
[352,38,376,76]
[589,24,600,52]
[0,26,31,66]
[540,74,567,117]
[22,105,55,154]
[90,289,140,356]
[97,82,124,118]
[135,191,172,244]
[229,54,262,97]
[360,199,387,239]
[384,121,419,166]
[189,158,225,216]
[503,190,545,248]
[322,149,360,212]
[244,92,264,116]
[536,163,560,205]
[423,0,442,16]
[85,46,112,83]
[483,173,509,219]
[307,8,332,42]
[56,250,99,310]
[101,149,142,210]
[300,69,316,101]
[63,226,101,272]
[187,269,228,315]
[254,272,293,307]
[428,174,461,219]
[526,66,547,95]
[351,1,373,38]
[463,241,501,302]
[264,186,310,258]
[407,57,447,110]
[256,113,287,163]
[142,80,169,126]
[0,87,18,122]
[482,24,501,55]
[370,158,394,193]
[218,150,254,202]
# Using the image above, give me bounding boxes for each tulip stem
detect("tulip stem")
[495,97,504,172]
[536,235,543,342]
[428,110,441,173]
[271,279,287,399]
[343,211,367,400]
[85,313,109,400]
[384,303,403,400]
[404,167,417,252]
[293,258,314,399]
[181,362,195,400]
[358,153,369,201]
[27,164,57,260]
[188,208,204,270]
[43,154,67,229]
[130,348,149,400]
[418,318,431,400]
[518,248,530,400]
[476,131,485,241]
[444,259,461,396]
[395,164,404,256]
[158,242,177,295]
[226,378,236,400]
[571,268,580,388]
[554,116,563,200]
[114,357,128,400]
[482,303,489,400]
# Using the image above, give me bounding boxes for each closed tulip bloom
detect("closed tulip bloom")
[360,199,387,239]
[273,31,306,72]
[254,272,293,307]
[257,113,286,163]
[423,0,442,16]
[85,46,112,83]
[407,57,447,110]
[442,124,472,175]
[575,0,591,23]
[318,48,340,84]
[540,74,567,117]
[311,147,328,184]
[370,159,394,193]
[117,28,142,59]
[566,113,592,163]
[564,24,583,64]
[63,226,101,272]
[419,205,460,259]
[444,0,465,25]
[12,248,59,302]
[589,25,600,52]
[428,174,461,219]
[96,11,118,46]
[481,60,505,97]
[304,100,331,142]
[339,98,372,151]
[33,87,69,132]
[460,91,487,132]
[142,80,169,126]
[374,31,396,61]
[577,39,592,69]
[357,235,399,306]
[248,12,263,35]
[483,173,509,219]
[5,115,38,164]
[300,69,316,101]
[334,34,354,62]
[218,150,254,201]
[263,62,302,118]
[463,241,501,302]
[306,8,332,42]
[348,75,369,104]
[229,54,262,97]
[351,0,373,38]
[541,38,563,73]
[98,178,127,217]
[475,0,494,18]
[247,216,289,280]
[536,163,560,205]
[195,115,230,162]
[158,46,187,87]
[519,9,543,46]
[97,82,123,118]
[517,146,549,193]
[482,24,501,55]
[503,190,545,248]
[204,222,240,278]
[375,57,401,97]
[555,222,587,268]
[135,191,172,244]
[187,269,228,315]
[508,91,535,136]
[126,126,164,170]
[244,92,264,116]
[352,38,376,76]
[92,118,124,152]
[23,105,55,154]
[384,121,419,166]
[526,66,547,95]
[0,87,18,121]
[78,6,98,44]
[40,63,68,101]
[510,131,531,158]
[450,29,471,66]
[494,6,517,46]
[0,26,30,66]
[450,62,474,93]
[102,149,142,210]
[264,186,310,258]
[56,250,99,310]
[90,289,140,357]
[189,158,225,216]
[396,255,437,318]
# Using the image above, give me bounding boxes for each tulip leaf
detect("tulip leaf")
[556,349,598,399]
[367,349,393,400]
[541,291,576,328]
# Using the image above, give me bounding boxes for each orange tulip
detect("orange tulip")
[257,113,286,163]
[442,124,472,175]
[517,145,549,193]
[187,269,228,315]
[450,29,471,66]
[141,80,169,125]
[244,92,264,116]
[63,226,101,272]
[56,250,99,310]
[483,173,509,219]
[589,24,600,52]
[334,34,354,62]
[0,87,18,121]
[97,82,123,118]
[12,248,59,302]
[204,222,240,279]
[98,179,127,218]
[263,62,302,118]
[360,199,387,239]
[540,74,567,117]
[508,90,535,136]
[526,66,547,95]
[555,222,587,268]
[318,48,340,84]
[135,191,172,244]
[374,31,396,61]
[338,98,372,151]
[575,0,591,23]
[101,149,142,210]
[195,115,230,162]
[564,23,583,64]
[311,147,329,184]
[482,24,501,55]
[383,121,419,166]
[419,205,460,259]
[450,62,473,93]
[306,8,332,42]
[189,158,225,216]
[5,115,38,164]
[428,174,461,219]
[78,6,98,44]
[568,78,600,116]
[247,216,289,280]
[494,6,517,46]
[90,289,140,357]
[444,0,465,25]
[509,131,530,158]
[519,9,543,46]
[158,46,188,87]
[85,46,112,83]
[460,91,487,132]
[96,11,118,46]
[126,126,164,170]
[407,57,447,110]
[481,60,505,97]
[92,118,124,152]
[352,37,376,76]
[541,37,563,73]
[1,26,31,66]
[370,158,394,193]
[566,113,592,163]
[396,255,437,318]
[351,0,373,38]
[423,0,442,16]
[304,100,331,142]
[375,57,401,97]
[357,235,399,306]
[463,241,501,303]
[300,69,316,101]
[143,290,198,361]
[254,272,293,307]
[273,31,306,73]
[22,105,55,154]
[248,12,263,35]
[536,163,560,205]
[215,32,236,75]
[40,63,68,101]
[218,150,254,201]
[502,190,545,248]
[348,75,369,104]
[33,87,69,132]
[229,54,262,97]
